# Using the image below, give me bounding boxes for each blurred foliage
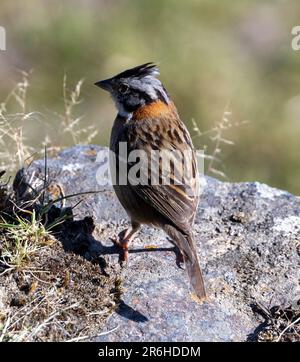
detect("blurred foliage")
[0,0,300,194]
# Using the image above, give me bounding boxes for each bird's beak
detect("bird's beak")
[94,78,113,92]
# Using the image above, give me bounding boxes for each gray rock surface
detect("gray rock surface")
[23,145,300,341]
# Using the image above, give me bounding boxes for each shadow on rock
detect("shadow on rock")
[116,300,149,323]
[51,209,150,324]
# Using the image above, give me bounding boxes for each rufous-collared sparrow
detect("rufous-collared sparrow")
[95,63,206,300]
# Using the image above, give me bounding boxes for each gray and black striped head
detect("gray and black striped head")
[95,63,170,117]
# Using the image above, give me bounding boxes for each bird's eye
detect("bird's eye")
[118,83,129,94]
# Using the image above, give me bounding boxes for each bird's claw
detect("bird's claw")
[175,252,185,270]
[110,235,123,249]
[110,236,129,266]
[176,260,185,270]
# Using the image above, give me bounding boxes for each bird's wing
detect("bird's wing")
[125,113,200,235]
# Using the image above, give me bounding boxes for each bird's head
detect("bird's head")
[95,63,170,117]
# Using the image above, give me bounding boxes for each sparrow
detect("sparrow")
[95,63,206,299]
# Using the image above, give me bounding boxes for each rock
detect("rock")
[22,145,300,341]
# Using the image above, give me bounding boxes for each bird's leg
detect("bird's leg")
[166,237,185,269]
[112,221,140,263]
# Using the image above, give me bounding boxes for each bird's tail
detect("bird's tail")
[163,225,206,300]
[184,234,206,300]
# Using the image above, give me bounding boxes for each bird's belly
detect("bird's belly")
[113,184,162,226]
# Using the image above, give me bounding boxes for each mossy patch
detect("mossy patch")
[0,239,121,341]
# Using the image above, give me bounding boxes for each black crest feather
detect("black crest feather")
[114,62,159,79]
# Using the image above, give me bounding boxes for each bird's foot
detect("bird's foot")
[111,235,129,265]
[174,248,185,269]
[111,226,138,265]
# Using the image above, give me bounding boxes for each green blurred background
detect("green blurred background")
[0,0,300,194]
